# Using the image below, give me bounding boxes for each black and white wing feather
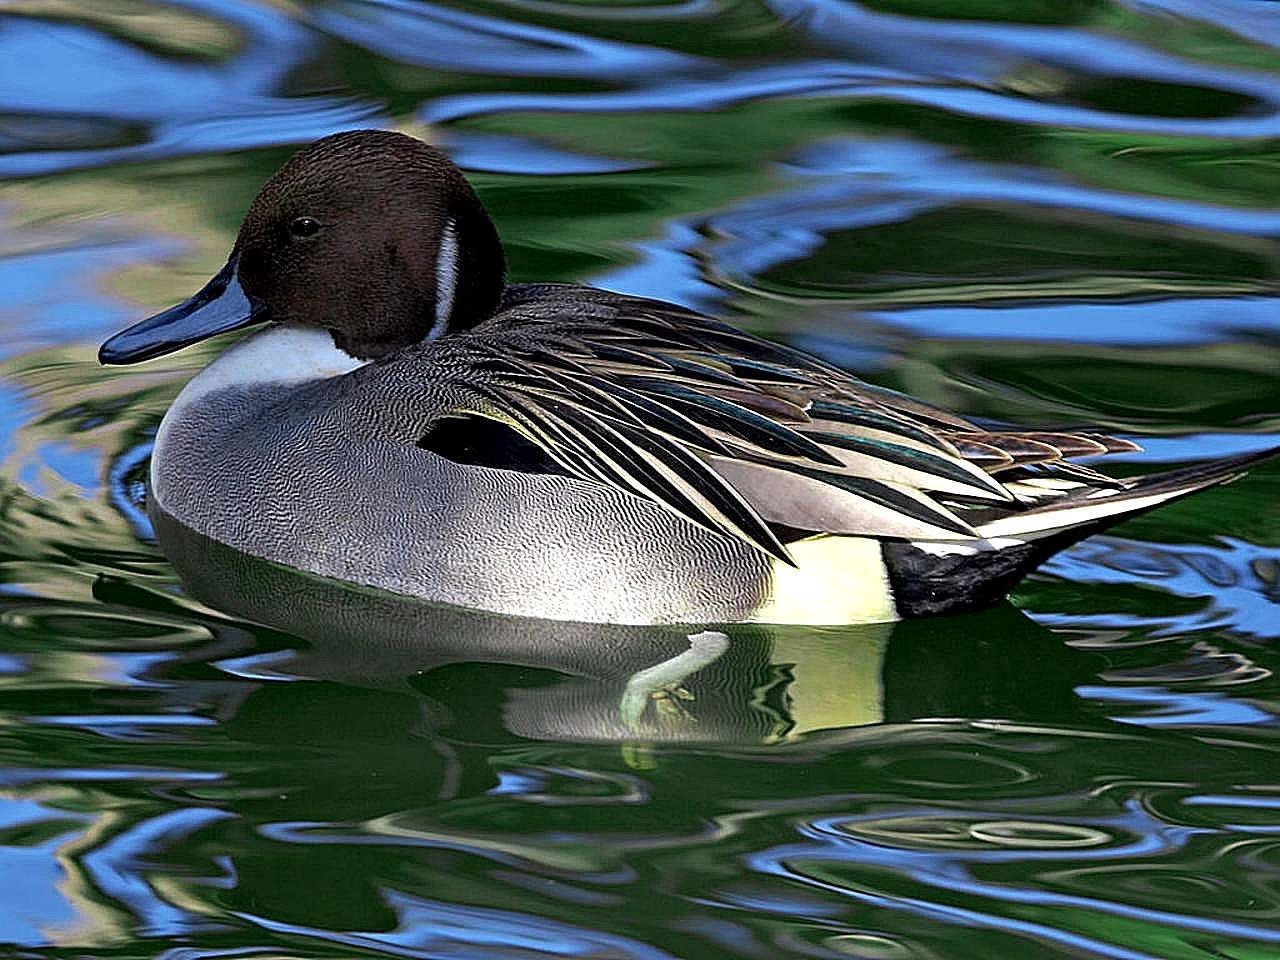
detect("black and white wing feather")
[380,285,1152,562]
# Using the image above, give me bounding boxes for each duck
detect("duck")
[99,129,1278,626]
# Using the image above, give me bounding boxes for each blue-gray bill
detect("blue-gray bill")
[98,254,267,365]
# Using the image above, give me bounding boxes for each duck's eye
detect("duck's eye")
[288,216,321,239]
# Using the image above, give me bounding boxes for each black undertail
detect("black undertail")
[883,534,1075,618]
[883,445,1280,618]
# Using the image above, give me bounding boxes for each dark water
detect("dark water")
[2,1,1279,956]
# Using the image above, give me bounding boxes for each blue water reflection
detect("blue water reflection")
[787,139,1280,237]
[313,0,701,77]
[0,1,375,176]
[772,0,1280,118]
[0,216,177,354]
[0,798,88,945]
[865,299,1280,347]
[1042,535,1280,639]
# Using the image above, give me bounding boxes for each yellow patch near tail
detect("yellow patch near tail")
[751,535,899,626]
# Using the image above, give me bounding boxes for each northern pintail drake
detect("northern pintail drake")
[100,130,1277,626]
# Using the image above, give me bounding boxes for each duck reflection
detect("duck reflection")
[149,505,1103,747]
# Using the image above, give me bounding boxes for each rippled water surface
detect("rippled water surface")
[2,1,1280,956]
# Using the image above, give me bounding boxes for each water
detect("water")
[1,0,1279,956]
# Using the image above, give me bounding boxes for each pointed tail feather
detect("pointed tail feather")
[975,445,1280,541]
[885,445,1279,618]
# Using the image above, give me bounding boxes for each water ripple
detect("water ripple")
[312,0,703,78]
[2,1,1279,958]
[747,795,1280,957]
[772,0,1280,107]
[0,0,377,176]
[1039,535,1280,640]
[240,887,682,959]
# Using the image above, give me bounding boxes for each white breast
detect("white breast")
[152,324,368,490]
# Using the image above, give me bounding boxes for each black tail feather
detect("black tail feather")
[1115,444,1280,496]
[885,444,1279,618]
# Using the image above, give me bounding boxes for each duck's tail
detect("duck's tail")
[882,445,1280,618]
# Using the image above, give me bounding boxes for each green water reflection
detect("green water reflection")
[2,0,1279,957]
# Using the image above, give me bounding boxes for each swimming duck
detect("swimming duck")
[99,130,1277,626]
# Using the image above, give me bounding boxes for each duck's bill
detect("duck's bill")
[98,254,268,365]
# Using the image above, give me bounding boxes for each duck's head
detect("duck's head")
[99,130,506,365]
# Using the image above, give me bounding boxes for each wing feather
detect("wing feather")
[396,285,1145,559]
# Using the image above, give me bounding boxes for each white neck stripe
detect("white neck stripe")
[429,218,459,340]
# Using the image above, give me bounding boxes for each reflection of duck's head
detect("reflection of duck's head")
[150,506,1105,745]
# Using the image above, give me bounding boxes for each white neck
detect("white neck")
[177,324,366,398]
[153,325,367,487]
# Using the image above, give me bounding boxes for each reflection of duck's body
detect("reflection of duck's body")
[151,505,886,742]
[100,130,1277,626]
[151,505,1104,745]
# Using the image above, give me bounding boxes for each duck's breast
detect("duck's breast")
[150,378,776,624]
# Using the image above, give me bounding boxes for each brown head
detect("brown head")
[99,130,506,364]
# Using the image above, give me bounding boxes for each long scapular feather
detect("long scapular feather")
[582,341,676,370]
[698,384,813,423]
[506,367,645,428]
[850,382,976,429]
[1013,433,1111,457]
[620,378,844,466]
[949,433,1063,465]
[658,353,767,389]
[707,456,979,541]
[803,430,1014,501]
[694,353,827,385]
[567,376,732,453]
[612,420,793,564]
[807,400,956,451]
[781,464,979,537]
[500,355,734,458]
[943,436,1015,469]
[483,380,792,563]
[974,446,1279,539]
